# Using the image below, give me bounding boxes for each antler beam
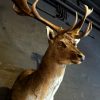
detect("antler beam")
[72,5,93,38]
[12,0,93,39]
[12,0,63,32]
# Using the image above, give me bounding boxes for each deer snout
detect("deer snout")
[77,53,85,62]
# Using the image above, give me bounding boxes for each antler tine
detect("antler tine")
[72,5,93,34]
[75,21,92,39]
[12,0,63,32]
[69,12,78,30]
[31,0,62,32]
[13,3,21,14]
[60,11,78,33]
[83,21,92,37]
[12,0,32,16]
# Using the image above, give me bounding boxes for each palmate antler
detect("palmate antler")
[12,0,93,39]
[61,5,93,38]
[12,0,62,32]
[12,0,78,32]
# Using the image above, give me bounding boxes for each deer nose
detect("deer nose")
[77,54,85,62]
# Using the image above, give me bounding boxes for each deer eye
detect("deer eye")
[73,43,76,46]
[58,41,66,48]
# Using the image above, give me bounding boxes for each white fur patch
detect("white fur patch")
[44,72,65,100]
[25,95,36,100]
[75,39,80,46]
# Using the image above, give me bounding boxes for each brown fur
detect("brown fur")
[11,33,84,100]
[10,1,93,99]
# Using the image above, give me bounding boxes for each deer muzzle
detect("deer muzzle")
[77,53,85,62]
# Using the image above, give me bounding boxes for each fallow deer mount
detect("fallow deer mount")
[11,0,93,100]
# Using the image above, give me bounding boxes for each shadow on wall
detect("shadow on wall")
[31,52,42,67]
[0,87,11,100]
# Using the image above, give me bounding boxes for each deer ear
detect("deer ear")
[46,26,56,41]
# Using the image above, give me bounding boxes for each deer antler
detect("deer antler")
[70,5,93,38]
[61,5,93,38]
[70,12,78,30]
[60,12,78,33]
[31,0,63,32]
[12,0,32,16]
[75,21,92,39]
[12,0,79,33]
[12,0,93,38]
[73,5,93,31]
[12,0,63,32]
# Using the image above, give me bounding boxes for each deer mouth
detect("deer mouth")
[71,53,85,64]
[71,60,82,64]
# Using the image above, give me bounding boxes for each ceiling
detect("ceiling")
[92,0,100,7]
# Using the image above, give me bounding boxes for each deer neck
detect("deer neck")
[32,48,66,99]
[37,47,66,78]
